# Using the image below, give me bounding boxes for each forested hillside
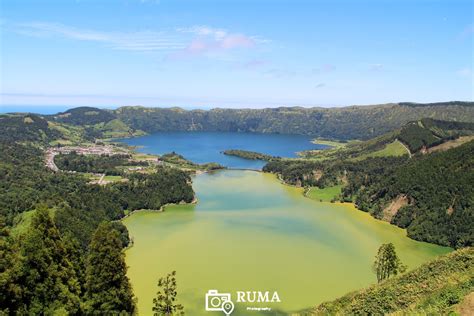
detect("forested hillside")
[34,102,474,141]
[0,114,61,143]
[264,140,474,248]
[114,102,473,140]
[300,118,474,161]
[6,102,470,142]
[50,107,116,125]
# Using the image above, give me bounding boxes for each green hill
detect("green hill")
[39,102,473,141]
[303,247,473,315]
[49,106,116,125]
[300,118,474,161]
[398,118,474,152]
[0,114,62,143]
[8,102,473,143]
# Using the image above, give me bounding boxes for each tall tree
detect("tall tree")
[85,222,136,314]
[152,271,184,316]
[373,243,407,283]
[0,217,22,314]
[15,206,81,314]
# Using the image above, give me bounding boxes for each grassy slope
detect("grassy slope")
[306,185,343,202]
[303,247,473,315]
[311,138,349,148]
[351,140,409,161]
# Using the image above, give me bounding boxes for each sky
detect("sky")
[0,0,473,110]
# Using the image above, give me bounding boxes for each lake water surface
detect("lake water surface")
[124,170,451,315]
[119,131,327,169]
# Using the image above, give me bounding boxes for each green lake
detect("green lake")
[124,170,451,315]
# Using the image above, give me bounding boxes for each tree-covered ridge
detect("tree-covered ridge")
[399,101,474,107]
[306,247,474,315]
[264,140,474,248]
[4,102,474,144]
[300,118,474,161]
[397,118,474,152]
[114,102,474,140]
[49,106,116,125]
[0,114,62,143]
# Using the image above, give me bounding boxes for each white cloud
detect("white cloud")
[13,22,269,56]
[15,22,186,51]
[177,25,228,40]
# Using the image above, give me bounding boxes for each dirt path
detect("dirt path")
[97,174,106,185]
[45,149,59,172]
[397,139,412,158]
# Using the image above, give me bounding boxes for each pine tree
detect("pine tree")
[85,222,136,314]
[373,243,407,283]
[16,206,81,314]
[152,271,184,316]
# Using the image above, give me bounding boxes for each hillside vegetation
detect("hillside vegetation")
[0,114,61,143]
[264,137,474,248]
[7,103,472,144]
[114,102,474,140]
[34,102,474,141]
[300,118,474,161]
[305,247,474,315]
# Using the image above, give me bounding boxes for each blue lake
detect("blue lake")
[118,131,327,169]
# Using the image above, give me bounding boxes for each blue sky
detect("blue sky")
[0,0,472,109]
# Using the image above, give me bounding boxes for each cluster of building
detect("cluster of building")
[44,145,128,172]
[48,145,127,156]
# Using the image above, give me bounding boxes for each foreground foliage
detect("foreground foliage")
[373,243,406,283]
[307,247,474,315]
[85,222,136,314]
[152,271,184,316]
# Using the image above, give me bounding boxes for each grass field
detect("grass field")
[352,140,409,161]
[103,175,123,182]
[311,138,349,148]
[306,185,343,202]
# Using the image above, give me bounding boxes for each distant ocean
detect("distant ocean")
[0,105,117,115]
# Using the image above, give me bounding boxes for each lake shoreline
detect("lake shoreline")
[124,169,451,315]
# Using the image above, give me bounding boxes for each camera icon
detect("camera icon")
[205,290,235,315]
